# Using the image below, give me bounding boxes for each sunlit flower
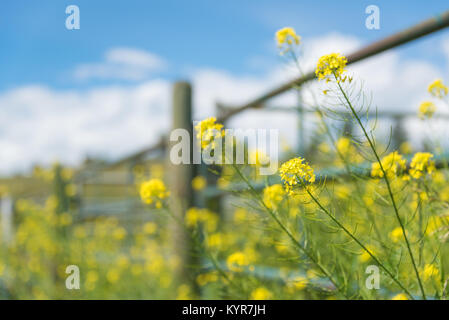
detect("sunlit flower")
[428,79,448,99]
[389,227,404,243]
[263,184,285,209]
[409,152,435,179]
[142,222,157,235]
[226,251,249,272]
[422,263,439,281]
[250,287,272,300]
[279,157,316,194]
[194,117,224,150]
[359,245,376,263]
[392,293,409,300]
[139,178,169,208]
[192,175,207,191]
[418,101,436,119]
[399,142,412,155]
[315,53,348,82]
[371,151,406,179]
[275,27,300,54]
[185,207,219,232]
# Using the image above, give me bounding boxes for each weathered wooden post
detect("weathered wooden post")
[1,194,14,245]
[168,81,197,293]
[392,115,407,151]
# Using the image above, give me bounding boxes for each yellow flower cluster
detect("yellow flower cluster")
[263,184,285,209]
[226,251,249,272]
[139,179,169,208]
[428,79,448,99]
[250,287,272,300]
[409,152,435,179]
[275,27,300,54]
[315,53,348,82]
[192,175,207,191]
[418,101,436,119]
[422,263,439,281]
[371,151,406,179]
[195,117,224,150]
[185,207,219,232]
[279,157,316,194]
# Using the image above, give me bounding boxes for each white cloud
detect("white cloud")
[74,47,167,81]
[0,81,170,174]
[1,34,449,174]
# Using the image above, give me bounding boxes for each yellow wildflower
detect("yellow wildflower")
[185,207,219,232]
[418,101,436,119]
[315,53,348,82]
[371,151,406,179]
[422,263,439,281]
[250,287,272,300]
[192,175,207,191]
[227,251,249,272]
[263,184,285,209]
[336,137,351,155]
[279,157,316,194]
[392,293,409,300]
[196,272,219,286]
[359,245,375,263]
[428,79,448,98]
[194,117,224,150]
[290,276,308,291]
[275,27,300,54]
[389,227,402,243]
[409,152,435,179]
[143,222,157,235]
[399,141,412,154]
[139,178,169,208]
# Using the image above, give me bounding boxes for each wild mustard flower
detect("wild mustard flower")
[250,287,272,300]
[248,149,269,166]
[399,141,412,155]
[371,151,406,179]
[142,222,157,235]
[275,27,300,54]
[290,276,308,291]
[195,117,224,150]
[226,251,249,272]
[418,101,436,119]
[389,227,405,243]
[358,245,376,263]
[409,152,435,179]
[422,264,439,281]
[185,207,219,232]
[192,175,207,191]
[428,79,448,99]
[315,53,348,82]
[392,293,409,300]
[279,157,316,194]
[139,178,169,208]
[263,184,285,209]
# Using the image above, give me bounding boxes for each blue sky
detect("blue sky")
[1,1,449,173]
[1,1,448,90]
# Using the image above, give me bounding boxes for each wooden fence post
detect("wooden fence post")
[392,115,407,151]
[1,195,14,245]
[168,81,198,293]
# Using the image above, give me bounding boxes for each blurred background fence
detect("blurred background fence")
[1,10,449,295]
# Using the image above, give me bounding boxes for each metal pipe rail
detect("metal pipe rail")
[217,11,449,122]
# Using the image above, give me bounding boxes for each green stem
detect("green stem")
[335,75,426,299]
[231,163,348,298]
[301,181,413,299]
